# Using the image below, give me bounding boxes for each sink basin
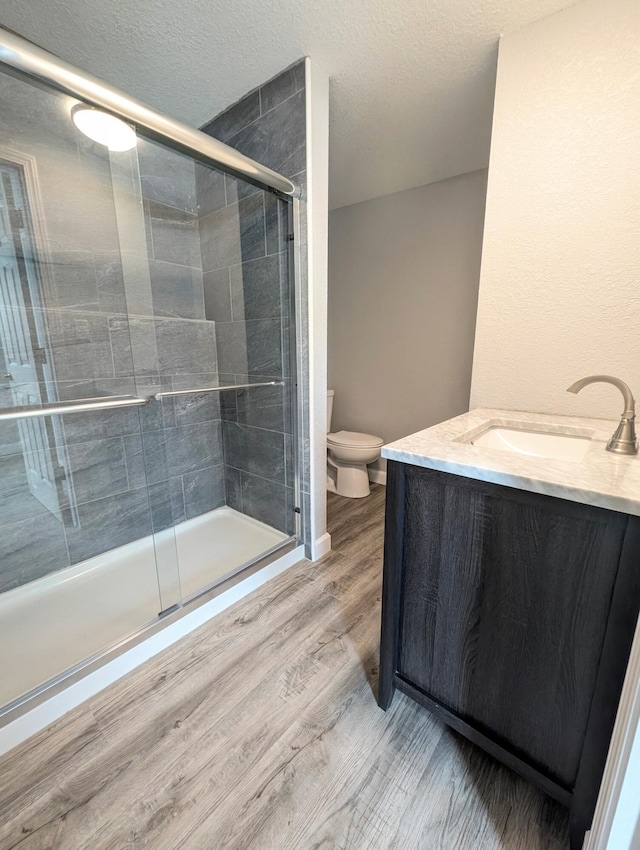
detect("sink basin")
[467,426,591,462]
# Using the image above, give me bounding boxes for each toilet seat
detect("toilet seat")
[327,430,384,449]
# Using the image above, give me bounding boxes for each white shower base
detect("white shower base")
[0,507,288,709]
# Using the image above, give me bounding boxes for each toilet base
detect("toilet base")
[327,457,371,498]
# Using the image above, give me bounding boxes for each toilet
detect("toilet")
[326,390,384,498]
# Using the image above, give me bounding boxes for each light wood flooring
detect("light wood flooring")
[0,485,570,849]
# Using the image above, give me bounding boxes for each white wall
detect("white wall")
[328,170,487,467]
[470,0,640,419]
[586,605,640,850]
[590,633,640,850]
[304,58,331,559]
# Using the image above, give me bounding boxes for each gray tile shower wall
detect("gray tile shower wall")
[0,61,306,593]
[199,60,307,543]
[114,142,224,551]
[135,142,226,545]
[0,123,225,590]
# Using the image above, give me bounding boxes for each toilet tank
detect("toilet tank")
[327,390,334,433]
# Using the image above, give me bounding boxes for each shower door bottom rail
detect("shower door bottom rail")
[0,536,300,727]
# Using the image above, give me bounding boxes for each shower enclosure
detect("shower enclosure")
[0,31,301,714]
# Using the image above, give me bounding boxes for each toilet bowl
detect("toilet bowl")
[327,390,384,498]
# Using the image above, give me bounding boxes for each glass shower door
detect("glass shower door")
[0,67,180,709]
[130,137,298,602]
[0,49,299,716]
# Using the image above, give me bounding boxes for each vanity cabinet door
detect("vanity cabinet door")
[397,466,628,788]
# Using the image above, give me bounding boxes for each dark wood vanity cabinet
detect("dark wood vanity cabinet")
[379,461,640,850]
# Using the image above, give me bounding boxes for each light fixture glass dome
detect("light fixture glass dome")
[72,106,137,152]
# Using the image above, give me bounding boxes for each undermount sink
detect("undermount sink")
[466,425,592,462]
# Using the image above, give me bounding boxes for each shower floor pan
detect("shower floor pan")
[0,507,288,709]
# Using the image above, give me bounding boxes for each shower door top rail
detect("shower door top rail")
[0,394,149,421]
[153,381,285,400]
[0,27,296,199]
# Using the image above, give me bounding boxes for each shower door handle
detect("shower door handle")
[0,394,149,421]
[153,381,285,400]
[0,383,285,419]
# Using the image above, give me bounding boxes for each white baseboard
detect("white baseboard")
[0,545,305,758]
[312,532,332,561]
[368,468,387,486]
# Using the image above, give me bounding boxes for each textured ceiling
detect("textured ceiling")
[0,0,577,209]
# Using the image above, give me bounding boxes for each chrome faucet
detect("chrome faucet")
[567,375,638,455]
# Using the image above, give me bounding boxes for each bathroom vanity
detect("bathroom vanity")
[378,410,640,850]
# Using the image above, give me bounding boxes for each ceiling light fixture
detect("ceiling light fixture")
[71,105,137,152]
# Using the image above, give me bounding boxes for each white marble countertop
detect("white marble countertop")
[382,408,640,516]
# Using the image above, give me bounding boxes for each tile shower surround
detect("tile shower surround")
[0,63,305,592]
[0,141,225,592]
[199,59,307,549]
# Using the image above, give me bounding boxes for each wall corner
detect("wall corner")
[304,57,330,557]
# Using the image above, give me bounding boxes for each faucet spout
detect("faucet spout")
[566,375,638,455]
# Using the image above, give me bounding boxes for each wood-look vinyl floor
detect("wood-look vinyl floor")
[0,485,570,849]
